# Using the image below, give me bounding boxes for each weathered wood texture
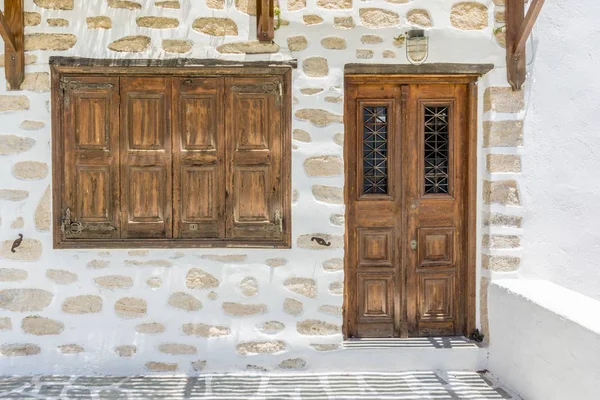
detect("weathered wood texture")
[0,0,24,90]
[506,0,546,90]
[344,75,479,338]
[50,57,297,69]
[345,64,494,76]
[256,0,275,41]
[52,64,292,249]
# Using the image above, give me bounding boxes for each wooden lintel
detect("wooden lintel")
[256,0,274,42]
[0,10,17,52]
[506,0,545,91]
[1,0,24,90]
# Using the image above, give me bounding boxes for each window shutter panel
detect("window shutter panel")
[120,77,173,239]
[60,76,121,240]
[225,77,285,241]
[172,77,225,239]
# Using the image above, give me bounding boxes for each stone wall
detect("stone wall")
[0,0,514,373]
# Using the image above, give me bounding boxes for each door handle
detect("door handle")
[410,240,417,250]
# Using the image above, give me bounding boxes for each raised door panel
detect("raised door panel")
[62,76,120,240]
[172,78,224,239]
[225,77,284,241]
[417,273,455,336]
[357,273,395,337]
[120,77,172,239]
[358,228,394,267]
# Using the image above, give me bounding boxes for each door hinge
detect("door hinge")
[61,207,117,237]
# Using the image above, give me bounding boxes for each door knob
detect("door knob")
[410,240,417,250]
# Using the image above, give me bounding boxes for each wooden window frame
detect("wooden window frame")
[51,58,293,249]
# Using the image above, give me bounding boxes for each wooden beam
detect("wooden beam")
[506,0,546,90]
[514,0,546,56]
[506,0,526,90]
[256,0,274,42]
[0,10,17,52]
[1,0,24,90]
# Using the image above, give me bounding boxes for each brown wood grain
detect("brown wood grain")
[61,76,121,241]
[52,65,292,249]
[345,75,479,338]
[172,77,225,239]
[2,0,24,90]
[120,76,172,239]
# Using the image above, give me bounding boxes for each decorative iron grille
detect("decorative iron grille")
[362,106,389,195]
[424,105,449,194]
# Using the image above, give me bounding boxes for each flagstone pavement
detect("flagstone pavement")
[0,371,519,399]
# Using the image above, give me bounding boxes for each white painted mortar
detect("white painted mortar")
[0,0,508,374]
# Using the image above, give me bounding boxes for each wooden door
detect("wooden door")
[120,77,172,239]
[404,84,467,337]
[345,80,471,338]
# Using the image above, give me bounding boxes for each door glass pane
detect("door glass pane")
[424,106,449,194]
[363,106,388,195]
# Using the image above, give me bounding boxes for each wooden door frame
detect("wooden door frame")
[343,65,492,338]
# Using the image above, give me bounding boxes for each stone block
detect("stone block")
[483,180,520,205]
[483,120,523,147]
[484,87,524,112]
[486,154,521,172]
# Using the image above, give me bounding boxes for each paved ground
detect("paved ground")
[0,372,518,399]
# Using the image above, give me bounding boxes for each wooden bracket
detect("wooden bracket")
[506,0,545,90]
[256,0,274,42]
[0,0,24,90]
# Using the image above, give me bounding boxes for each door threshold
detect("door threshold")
[343,336,480,349]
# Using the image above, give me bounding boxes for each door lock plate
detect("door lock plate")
[410,240,417,250]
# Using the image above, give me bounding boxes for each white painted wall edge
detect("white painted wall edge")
[492,279,600,335]
[488,279,600,400]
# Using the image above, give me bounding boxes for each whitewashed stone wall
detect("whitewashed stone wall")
[0,0,519,373]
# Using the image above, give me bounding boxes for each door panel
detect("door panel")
[62,76,120,240]
[345,81,468,338]
[357,272,395,337]
[172,77,225,239]
[120,77,172,239]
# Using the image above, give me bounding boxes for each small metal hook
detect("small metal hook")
[11,234,23,253]
[311,236,331,247]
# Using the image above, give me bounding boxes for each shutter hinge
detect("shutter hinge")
[61,207,117,237]
[277,81,283,108]
[59,79,115,107]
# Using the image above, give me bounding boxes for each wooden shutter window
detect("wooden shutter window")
[53,64,291,249]
[120,77,172,239]
[60,76,121,240]
[225,77,285,241]
[172,77,225,239]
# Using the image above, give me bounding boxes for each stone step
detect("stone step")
[307,337,487,372]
